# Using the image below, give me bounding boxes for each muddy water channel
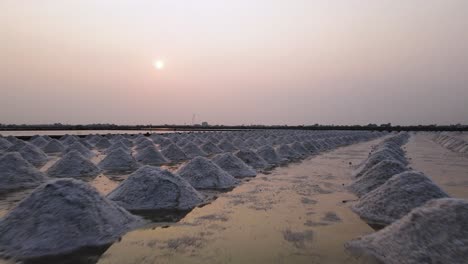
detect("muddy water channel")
[90,139,379,264]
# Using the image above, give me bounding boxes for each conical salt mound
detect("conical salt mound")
[0,178,142,259]
[235,149,269,170]
[42,139,65,154]
[352,171,449,227]
[276,144,301,160]
[217,139,238,152]
[0,152,46,193]
[348,159,407,197]
[200,141,223,155]
[182,142,207,158]
[107,166,204,211]
[30,137,49,148]
[135,139,154,151]
[47,150,100,178]
[98,148,139,174]
[290,142,309,157]
[105,141,131,154]
[135,145,168,166]
[95,137,112,150]
[212,153,256,178]
[302,141,319,153]
[65,142,95,158]
[353,148,406,178]
[346,198,468,264]
[256,145,283,165]
[161,143,188,162]
[177,156,239,189]
[18,144,49,168]
[0,138,13,151]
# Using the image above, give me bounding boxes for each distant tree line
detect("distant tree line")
[0,123,467,132]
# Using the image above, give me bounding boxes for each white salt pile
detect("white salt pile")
[107,166,204,211]
[134,145,168,166]
[106,141,131,154]
[217,139,238,152]
[256,145,283,166]
[353,148,406,178]
[47,150,100,178]
[200,141,223,155]
[161,143,188,162]
[212,153,256,178]
[60,135,78,146]
[30,136,49,148]
[352,171,449,227]
[182,142,207,158]
[41,139,65,154]
[65,142,95,158]
[18,144,49,168]
[290,142,310,157]
[276,144,301,160]
[176,156,239,189]
[346,198,468,264]
[348,159,407,197]
[235,149,269,170]
[302,141,319,154]
[0,178,142,259]
[135,139,154,151]
[0,138,13,152]
[0,152,46,193]
[158,138,174,148]
[98,148,139,174]
[95,137,112,150]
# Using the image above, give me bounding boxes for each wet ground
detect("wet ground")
[2,133,467,263]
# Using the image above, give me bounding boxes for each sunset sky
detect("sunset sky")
[1,0,467,125]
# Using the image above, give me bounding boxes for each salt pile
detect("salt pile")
[290,142,310,157]
[158,138,174,148]
[0,178,141,259]
[217,139,238,152]
[47,150,100,178]
[95,137,112,150]
[212,153,256,178]
[134,145,168,165]
[18,144,49,168]
[161,143,188,162]
[60,135,78,146]
[346,198,468,264]
[302,141,319,153]
[176,156,238,189]
[235,149,269,170]
[353,148,406,178]
[106,141,131,154]
[276,144,301,160]
[352,171,449,227]
[135,139,154,151]
[348,159,407,197]
[256,145,283,166]
[0,152,46,193]
[182,142,207,158]
[200,141,223,155]
[98,148,139,174]
[41,139,65,154]
[65,142,95,158]
[0,138,13,151]
[107,166,204,210]
[30,136,49,148]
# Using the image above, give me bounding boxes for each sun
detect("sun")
[153,59,165,70]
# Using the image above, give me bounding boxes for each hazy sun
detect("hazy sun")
[153,59,165,70]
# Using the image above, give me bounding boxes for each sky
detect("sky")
[1,0,467,126]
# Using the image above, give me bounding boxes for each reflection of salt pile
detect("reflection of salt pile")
[18,144,49,168]
[346,198,468,264]
[352,171,449,226]
[161,143,188,162]
[235,149,269,170]
[134,146,168,165]
[42,139,65,154]
[200,141,223,155]
[98,148,139,174]
[47,150,100,178]
[65,142,95,158]
[0,152,46,193]
[0,178,141,259]
[348,159,407,197]
[107,166,204,210]
[182,142,207,158]
[256,145,283,166]
[176,156,238,189]
[213,153,256,178]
